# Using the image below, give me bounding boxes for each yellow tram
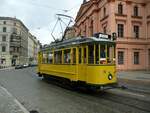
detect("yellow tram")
[37,33,117,89]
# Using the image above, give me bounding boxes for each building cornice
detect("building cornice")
[131,16,143,19]
[0,17,29,32]
[115,13,127,17]
[131,20,143,25]
[107,0,115,3]
[75,0,99,22]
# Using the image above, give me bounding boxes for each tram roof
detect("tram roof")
[42,37,115,51]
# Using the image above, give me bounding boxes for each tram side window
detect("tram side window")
[88,45,94,64]
[95,45,99,64]
[108,45,115,64]
[42,52,48,64]
[73,48,76,64]
[79,48,82,64]
[48,52,53,64]
[54,51,62,64]
[83,47,87,64]
[100,45,106,58]
[64,49,71,64]
[100,45,106,64]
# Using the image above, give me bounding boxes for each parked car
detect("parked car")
[23,64,29,68]
[15,65,23,69]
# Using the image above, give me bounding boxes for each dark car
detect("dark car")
[15,65,23,69]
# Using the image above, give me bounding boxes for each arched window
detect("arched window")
[118,3,123,15]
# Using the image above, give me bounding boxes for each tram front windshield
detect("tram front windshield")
[88,43,115,65]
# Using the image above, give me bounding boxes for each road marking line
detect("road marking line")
[0,86,29,113]
[122,91,145,97]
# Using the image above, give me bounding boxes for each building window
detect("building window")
[118,24,124,37]
[2,36,6,41]
[118,3,123,15]
[134,52,139,64]
[2,46,6,52]
[118,51,124,64]
[148,49,150,65]
[84,24,86,36]
[134,6,138,16]
[103,7,106,17]
[12,28,17,34]
[103,26,107,34]
[90,20,93,36]
[3,21,6,24]
[134,25,139,38]
[3,27,7,32]
[14,22,16,26]
[1,59,6,64]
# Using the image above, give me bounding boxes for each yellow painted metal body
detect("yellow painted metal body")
[38,56,117,85]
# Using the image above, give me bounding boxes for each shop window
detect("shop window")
[134,52,139,64]
[118,51,124,64]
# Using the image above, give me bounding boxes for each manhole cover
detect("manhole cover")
[30,110,39,113]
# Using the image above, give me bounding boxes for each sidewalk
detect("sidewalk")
[0,67,15,71]
[117,71,150,87]
[0,86,29,113]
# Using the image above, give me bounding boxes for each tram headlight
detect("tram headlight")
[108,74,113,80]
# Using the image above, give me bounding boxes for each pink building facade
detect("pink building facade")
[75,0,150,71]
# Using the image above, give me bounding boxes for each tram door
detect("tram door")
[78,46,87,81]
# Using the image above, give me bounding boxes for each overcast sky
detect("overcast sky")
[0,0,83,44]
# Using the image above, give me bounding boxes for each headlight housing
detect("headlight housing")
[108,73,113,80]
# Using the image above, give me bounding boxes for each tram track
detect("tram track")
[121,85,150,95]
[42,77,150,113]
[96,91,150,113]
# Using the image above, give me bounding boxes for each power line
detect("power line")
[18,1,82,13]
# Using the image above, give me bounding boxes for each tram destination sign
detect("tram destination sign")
[94,32,111,39]
[99,33,109,39]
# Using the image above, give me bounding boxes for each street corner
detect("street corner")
[0,86,29,113]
